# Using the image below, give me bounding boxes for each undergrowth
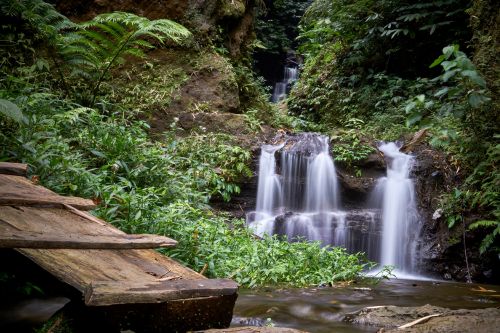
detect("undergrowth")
[0,0,373,287]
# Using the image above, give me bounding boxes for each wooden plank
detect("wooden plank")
[85,279,239,306]
[0,206,120,236]
[0,162,28,176]
[18,248,205,292]
[0,174,95,210]
[1,206,203,290]
[0,230,177,249]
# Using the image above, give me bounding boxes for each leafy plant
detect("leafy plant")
[60,11,191,105]
[331,118,374,168]
[0,98,26,124]
[0,0,73,42]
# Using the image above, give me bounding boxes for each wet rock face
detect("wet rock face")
[344,304,500,333]
[403,141,500,283]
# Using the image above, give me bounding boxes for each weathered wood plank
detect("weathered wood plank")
[0,162,28,176]
[0,230,177,249]
[18,248,205,292]
[85,279,239,306]
[0,174,95,210]
[1,206,202,290]
[0,206,120,236]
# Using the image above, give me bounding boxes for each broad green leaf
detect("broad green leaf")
[429,54,446,68]
[468,92,490,108]
[406,113,422,127]
[461,70,486,88]
[0,99,26,124]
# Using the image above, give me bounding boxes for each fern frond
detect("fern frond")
[1,0,74,40]
[122,48,145,58]
[468,220,499,230]
[131,39,154,49]
[59,11,191,106]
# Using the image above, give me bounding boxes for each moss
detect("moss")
[468,0,500,117]
[107,48,239,116]
[218,0,246,18]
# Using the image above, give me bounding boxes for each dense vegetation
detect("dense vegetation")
[0,0,373,289]
[287,0,499,256]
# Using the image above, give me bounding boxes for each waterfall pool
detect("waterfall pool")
[231,278,500,332]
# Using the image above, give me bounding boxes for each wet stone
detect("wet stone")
[344,304,500,333]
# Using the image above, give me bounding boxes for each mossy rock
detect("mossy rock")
[107,48,246,135]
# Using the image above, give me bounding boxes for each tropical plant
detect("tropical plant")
[59,11,191,105]
[0,0,73,42]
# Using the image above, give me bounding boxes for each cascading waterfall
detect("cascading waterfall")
[247,133,344,246]
[250,143,284,236]
[374,142,420,273]
[305,138,339,212]
[247,133,422,275]
[271,66,298,103]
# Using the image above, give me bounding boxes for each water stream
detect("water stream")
[232,280,500,332]
[271,66,299,103]
[247,133,344,246]
[372,142,420,274]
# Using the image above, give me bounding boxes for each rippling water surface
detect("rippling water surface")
[232,278,500,332]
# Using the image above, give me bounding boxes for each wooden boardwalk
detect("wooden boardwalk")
[0,162,238,332]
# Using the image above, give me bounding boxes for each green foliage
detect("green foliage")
[0,87,370,287]
[0,0,380,288]
[0,0,74,42]
[468,220,500,254]
[331,118,374,168]
[254,0,311,55]
[60,11,191,105]
[0,98,26,124]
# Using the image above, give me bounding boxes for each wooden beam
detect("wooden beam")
[0,174,96,210]
[0,230,177,249]
[0,162,28,176]
[0,195,96,210]
[85,279,239,306]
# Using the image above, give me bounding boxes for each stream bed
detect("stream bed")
[231,278,500,332]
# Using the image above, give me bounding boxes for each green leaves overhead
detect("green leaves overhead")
[59,11,192,105]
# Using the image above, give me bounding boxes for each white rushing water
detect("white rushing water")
[375,142,420,273]
[305,137,339,212]
[250,143,284,236]
[271,66,298,103]
[247,133,343,245]
[247,135,421,275]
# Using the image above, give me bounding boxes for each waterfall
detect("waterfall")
[375,142,420,273]
[247,133,343,246]
[250,143,284,236]
[247,134,422,275]
[271,66,299,103]
[305,136,339,212]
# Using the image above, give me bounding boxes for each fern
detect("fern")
[59,11,191,106]
[468,220,500,254]
[0,0,74,41]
